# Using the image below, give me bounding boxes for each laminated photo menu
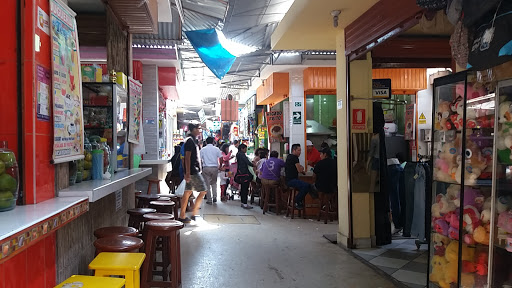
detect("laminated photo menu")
[50,0,84,163]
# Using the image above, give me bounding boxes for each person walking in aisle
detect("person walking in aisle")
[200,137,223,204]
[235,144,254,209]
[178,123,207,223]
[219,143,233,201]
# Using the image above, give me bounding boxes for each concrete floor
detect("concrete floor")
[179,198,397,288]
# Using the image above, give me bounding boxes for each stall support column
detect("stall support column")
[288,70,306,165]
[349,55,375,248]
[336,31,351,248]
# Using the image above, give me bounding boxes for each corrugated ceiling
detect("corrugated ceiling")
[132,8,182,46]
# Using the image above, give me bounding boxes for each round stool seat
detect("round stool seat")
[93,236,144,253]
[127,208,156,216]
[158,197,171,201]
[94,226,139,239]
[145,220,184,231]
[156,193,178,198]
[137,194,160,201]
[143,213,175,221]
[149,200,175,207]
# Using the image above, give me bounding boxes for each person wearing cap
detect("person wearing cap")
[116,130,127,168]
[313,147,338,194]
[306,140,321,167]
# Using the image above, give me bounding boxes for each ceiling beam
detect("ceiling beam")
[372,58,452,68]
[371,36,451,59]
[346,0,423,61]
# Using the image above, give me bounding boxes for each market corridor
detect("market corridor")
[179,199,396,288]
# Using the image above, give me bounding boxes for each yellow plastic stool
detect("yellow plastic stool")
[89,252,146,288]
[54,275,125,288]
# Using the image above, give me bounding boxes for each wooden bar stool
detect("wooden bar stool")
[149,200,176,216]
[94,226,138,239]
[262,183,282,215]
[136,194,160,208]
[93,236,144,255]
[142,220,184,288]
[142,213,175,281]
[128,208,156,232]
[259,184,266,209]
[249,181,262,205]
[134,190,142,207]
[55,275,125,288]
[147,178,161,195]
[89,252,145,288]
[157,194,180,217]
[286,188,305,219]
[143,213,175,221]
[318,192,338,224]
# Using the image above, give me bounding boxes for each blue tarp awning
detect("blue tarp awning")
[185,29,236,80]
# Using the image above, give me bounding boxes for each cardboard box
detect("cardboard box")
[116,72,127,90]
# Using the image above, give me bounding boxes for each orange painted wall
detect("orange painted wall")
[372,68,427,94]
[257,72,289,106]
[303,67,336,94]
[256,85,264,105]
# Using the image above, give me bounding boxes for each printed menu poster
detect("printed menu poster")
[50,0,84,163]
[128,77,142,144]
[36,65,51,121]
[266,111,284,143]
[405,104,415,140]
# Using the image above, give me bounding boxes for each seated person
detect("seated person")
[320,142,336,159]
[255,150,269,178]
[313,147,338,194]
[260,150,286,185]
[306,140,321,167]
[286,144,317,210]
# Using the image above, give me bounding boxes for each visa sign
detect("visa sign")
[372,79,391,99]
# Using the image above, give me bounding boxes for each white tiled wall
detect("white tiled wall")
[288,70,306,165]
[142,64,159,160]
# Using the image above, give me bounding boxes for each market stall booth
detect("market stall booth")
[301,67,337,217]
[0,0,156,285]
[139,66,179,194]
[428,66,512,287]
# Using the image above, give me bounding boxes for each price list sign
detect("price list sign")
[50,0,84,163]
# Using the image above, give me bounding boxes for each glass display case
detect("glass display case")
[491,79,512,287]
[82,82,128,172]
[429,71,496,287]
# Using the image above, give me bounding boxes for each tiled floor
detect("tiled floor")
[353,239,429,288]
[177,194,398,288]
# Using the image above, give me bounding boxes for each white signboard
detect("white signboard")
[198,108,206,124]
[115,190,122,211]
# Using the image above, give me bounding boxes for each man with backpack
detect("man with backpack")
[178,123,207,223]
